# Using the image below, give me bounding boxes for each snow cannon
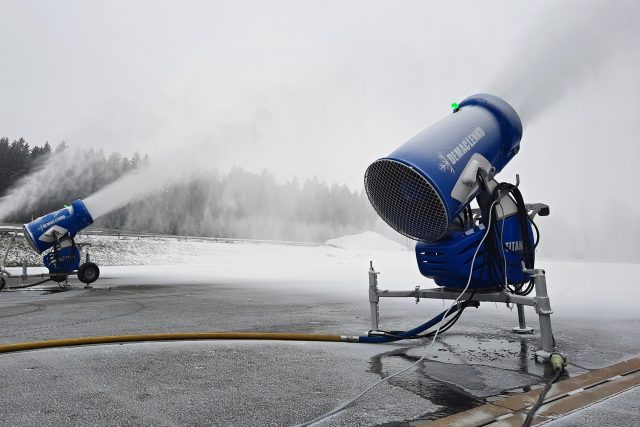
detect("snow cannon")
[23,200,93,254]
[365,94,545,289]
[22,199,100,284]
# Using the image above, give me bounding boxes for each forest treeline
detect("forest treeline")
[0,137,53,196]
[0,137,378,242]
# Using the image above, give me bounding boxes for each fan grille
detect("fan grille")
[365,159,448,242]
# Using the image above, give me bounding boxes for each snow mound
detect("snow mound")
[325,231,407,251]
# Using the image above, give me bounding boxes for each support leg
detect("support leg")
[368,261,380,331]
[512,303,534,334]
[22,259,27,284]
[524,268,558,361]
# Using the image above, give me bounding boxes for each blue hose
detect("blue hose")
[359,304,463,343]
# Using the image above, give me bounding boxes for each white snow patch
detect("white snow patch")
[325,231,407,251]
[3,231,640,318]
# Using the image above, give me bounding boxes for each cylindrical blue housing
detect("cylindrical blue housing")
[23,199,94,253]
[365,94,522,242]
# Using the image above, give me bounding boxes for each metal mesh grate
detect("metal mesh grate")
[365,159,448,242]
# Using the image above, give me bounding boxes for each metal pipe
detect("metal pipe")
[377,288,535,306]
[517,304,527,329]
[529,268,555,353]
[368,261,380,331]
[22,259,27,284]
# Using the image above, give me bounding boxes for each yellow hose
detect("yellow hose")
[0,332,355,354]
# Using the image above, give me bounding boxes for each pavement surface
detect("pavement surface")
[0,261,639,426]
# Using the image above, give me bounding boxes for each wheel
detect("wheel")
[50,274,68,283]
[0,276,6,291]
[77,262,100,284]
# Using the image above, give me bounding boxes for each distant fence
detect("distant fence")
[0,225,323,248]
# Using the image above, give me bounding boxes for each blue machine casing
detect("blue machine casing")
[365,94,522,243]
[23,199,94,254]
[415,214,533,289]
[43,245,82,273]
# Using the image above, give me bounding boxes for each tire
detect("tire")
[77,262,100,284]
[50,274,68,283]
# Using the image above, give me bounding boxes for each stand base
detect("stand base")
[368,263,560,365]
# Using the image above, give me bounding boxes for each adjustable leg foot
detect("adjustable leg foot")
[512,326,534,334]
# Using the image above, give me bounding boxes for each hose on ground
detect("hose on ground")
[359,303,467,343]
[0,332,353,354]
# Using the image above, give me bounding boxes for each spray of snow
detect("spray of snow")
[0,139,224,222]
[82,144,216,220]
[490,0,639,125]
[0,148,100,221]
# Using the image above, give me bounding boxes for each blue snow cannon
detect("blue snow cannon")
[365,94,541,290]
[23,199,100,284]
[23,199,94,254]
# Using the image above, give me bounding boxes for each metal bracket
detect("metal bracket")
[367,262,560,364]
[525,203,550,220]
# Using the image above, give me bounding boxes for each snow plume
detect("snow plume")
[0,139,220,223]
[82,142,219,220]
[490,0,639,125]
[0,147,108,221]
[107,168,380,243]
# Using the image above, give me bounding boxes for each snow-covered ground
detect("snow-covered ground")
[1,229,406,267]
[3,230,639,319]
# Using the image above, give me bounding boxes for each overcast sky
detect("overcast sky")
[1,1,639,221]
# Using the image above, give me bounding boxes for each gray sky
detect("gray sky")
[1,0,639,220]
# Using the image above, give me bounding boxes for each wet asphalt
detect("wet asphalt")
[0,267,638,426]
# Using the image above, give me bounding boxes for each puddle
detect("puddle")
[40,287,72,294]
[369,347,483,422]
[368,334,548,423]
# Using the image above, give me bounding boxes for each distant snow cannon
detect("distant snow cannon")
[22,199,100,284]
[365,94,546,289]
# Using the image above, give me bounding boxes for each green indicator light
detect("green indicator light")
[64,204,69,208]
[451,102,459,110]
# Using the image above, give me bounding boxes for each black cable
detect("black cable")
[409,294,477,337]
[378,311,462,340]
[529,216,541,248]
[498,216,540,254]
[522,368,562,427]
[377,295,478,340]
[483,181,542,294]
[7,278,53,289]
[408,307,465,338]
